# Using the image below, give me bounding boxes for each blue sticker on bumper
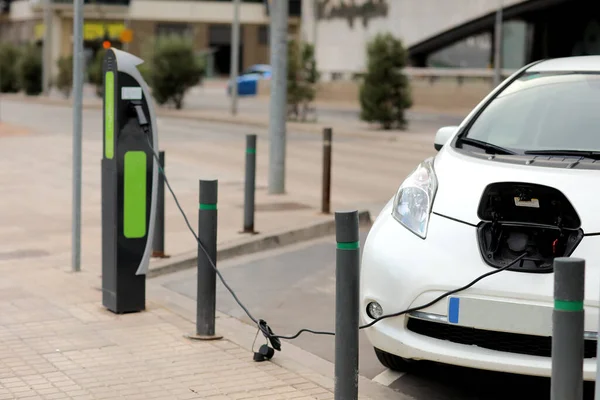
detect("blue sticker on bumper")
[448,297,460,324]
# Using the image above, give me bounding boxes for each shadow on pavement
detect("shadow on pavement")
[396,360,595,400]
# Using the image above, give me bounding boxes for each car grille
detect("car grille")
[407,317,597,359]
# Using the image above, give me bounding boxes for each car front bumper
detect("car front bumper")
[360,202,600,380]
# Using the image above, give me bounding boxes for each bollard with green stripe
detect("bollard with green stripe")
[101,48,159,314]
[334,211,360,400]
[551,257,585,400]
[187,180,222,341]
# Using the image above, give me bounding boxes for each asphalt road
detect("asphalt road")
[44,82,466,136]
[156,232,597,400]
[183,85,466,135]
[0,97,367,147]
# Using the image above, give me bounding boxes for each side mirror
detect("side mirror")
[434,126,459,151]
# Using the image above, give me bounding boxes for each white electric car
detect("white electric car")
[360,56,600,380]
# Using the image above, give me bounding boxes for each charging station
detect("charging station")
[101,48,159,314]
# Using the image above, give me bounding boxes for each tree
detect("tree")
[359,33,412,130]
[56,54,73,98]
[142,35,205,109]
[287,39,320,122]
[0,43,21,93]
[18,44,43,96]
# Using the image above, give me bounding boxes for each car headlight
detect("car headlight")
[391,158,438,239]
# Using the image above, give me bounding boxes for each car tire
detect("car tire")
[374,348,413,371]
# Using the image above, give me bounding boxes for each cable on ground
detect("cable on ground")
[142,131,528,360]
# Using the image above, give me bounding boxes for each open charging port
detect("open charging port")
[476,182,584,273]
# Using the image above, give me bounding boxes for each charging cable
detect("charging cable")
[130,103,528,361]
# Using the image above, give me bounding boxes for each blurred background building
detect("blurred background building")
[302,0,600,80]
[0,0,301,82]
[0,0,599,83]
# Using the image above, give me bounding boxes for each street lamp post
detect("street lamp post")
[42,0,52,95]
[493,0,504,87]
[230,0,240,116]
[72,0,84,272]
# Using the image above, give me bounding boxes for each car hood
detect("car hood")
[431,147,600,234]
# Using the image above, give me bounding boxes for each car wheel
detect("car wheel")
[374,348,413,371]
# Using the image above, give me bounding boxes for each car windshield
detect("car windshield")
[463,71,600,153]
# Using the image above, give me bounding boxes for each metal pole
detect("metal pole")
[313,0,318,48]
[334,210,360,400]
[152,151,168,258]
[243,134,257,233]
[71,0,84,272]
[268,0,288,194]
[551,257,585,400]
[123,17,130,52]
[493,0,503,87]
[230,0,241,115]
[42,0,52,95]
[187,180,222,341]
[321,127,332,214]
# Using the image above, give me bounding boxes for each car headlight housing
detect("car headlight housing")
[391,158,438,239]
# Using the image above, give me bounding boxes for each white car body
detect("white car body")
[360,56,600,380]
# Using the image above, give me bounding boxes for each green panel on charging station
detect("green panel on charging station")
[123,151,147,239]
[104,71,114,159]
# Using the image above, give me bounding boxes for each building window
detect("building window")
[0,0,12,14]
[427,32,492,68]
[155,23,191,38]
[209,24,233,45]
[258,25,268,45]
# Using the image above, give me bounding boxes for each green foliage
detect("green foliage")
[138,36,156,84]
[87,49,106,97]
[56,54,73,98]
[359,33,412,130]
[142,35,205,109]
[0,43,21,93]
[18,44,43,96]
[287,39,319,121]
[137,60,151,86]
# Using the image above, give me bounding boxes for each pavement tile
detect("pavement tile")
[42,394,70,400]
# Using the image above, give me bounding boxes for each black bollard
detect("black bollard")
[321,128,332,214]
[551,257,585,400]
[152,151,169,258]
[242,134,257,234]
[334,210,360,400]
[186,179,222,341]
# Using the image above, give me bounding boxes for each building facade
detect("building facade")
[0,0,301,83]
[300,0,600,79]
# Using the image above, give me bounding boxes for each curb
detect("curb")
[147,210,372,278]
[0,122,31,136]
[2,94,434,142]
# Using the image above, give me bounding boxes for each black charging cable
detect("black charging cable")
[131,104,528,361]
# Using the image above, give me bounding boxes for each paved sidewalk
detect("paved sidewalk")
[0,99,430,399]
[0,251,405,399]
